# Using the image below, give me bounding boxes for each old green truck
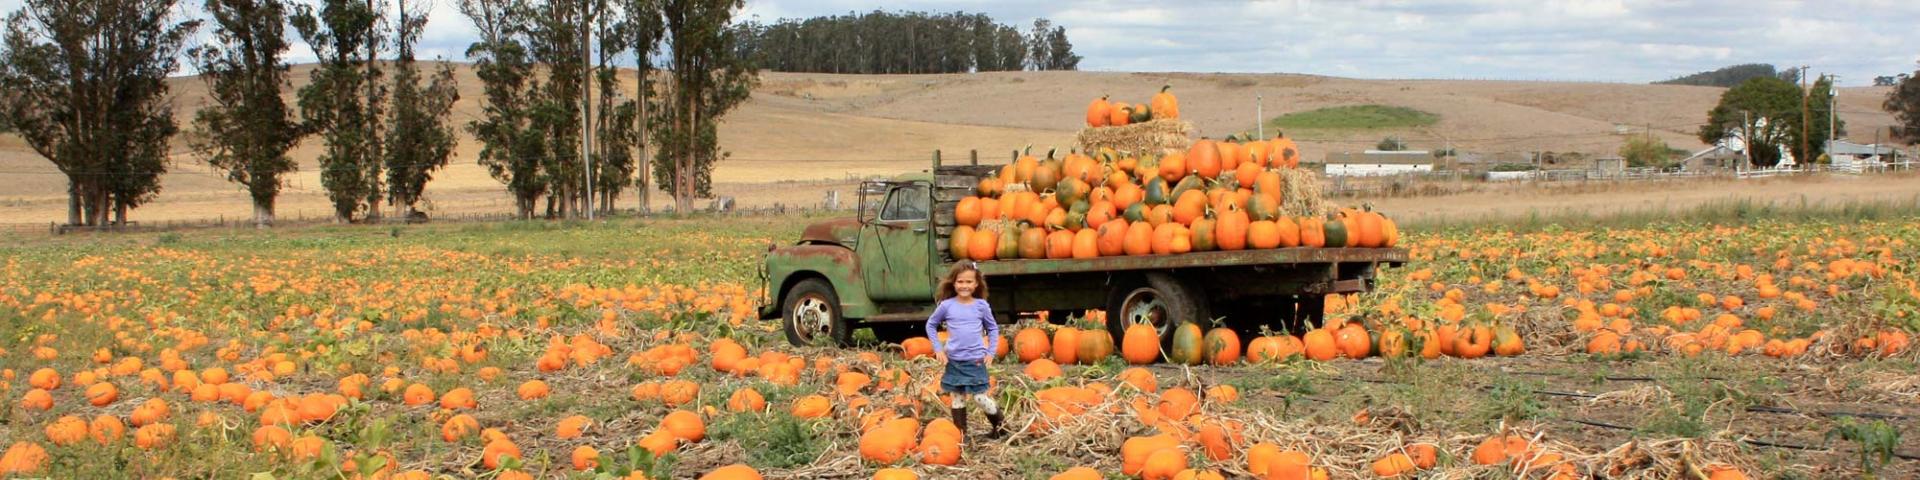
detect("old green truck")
[758,152,1409,348]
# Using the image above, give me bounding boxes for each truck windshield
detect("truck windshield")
[878,185,929,221]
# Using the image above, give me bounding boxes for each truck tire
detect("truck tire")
[1106,273,1211,351]
[782,278,850,347]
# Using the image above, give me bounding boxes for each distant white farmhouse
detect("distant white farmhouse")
[1323,150,1435,176]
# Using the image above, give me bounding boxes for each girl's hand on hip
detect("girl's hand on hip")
[934,351,947,363]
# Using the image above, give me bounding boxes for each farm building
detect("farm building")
[1825,140,1897,171]
[1678,144,1743,172]
[1323,150,1435,176]
[1591,157,1626,177]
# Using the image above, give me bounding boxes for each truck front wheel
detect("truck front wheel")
[1106,273,1211,351]
[783,279,850,347]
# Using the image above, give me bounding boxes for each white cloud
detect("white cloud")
[0,0,1916,85]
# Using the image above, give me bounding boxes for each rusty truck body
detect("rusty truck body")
[758,152,1409,347]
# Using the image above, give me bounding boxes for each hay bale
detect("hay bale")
[1074,119,1194,156]
[1279,167,1330,217]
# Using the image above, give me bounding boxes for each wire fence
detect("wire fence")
[6,159,1915,238]
[1317,161,1918,198]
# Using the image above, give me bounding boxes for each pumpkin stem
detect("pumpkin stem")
[1160,84,1172,93]
[1046,147,1057,160]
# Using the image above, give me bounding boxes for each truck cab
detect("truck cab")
[758,175,944,346]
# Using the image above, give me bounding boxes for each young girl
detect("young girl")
[925,261,1005,441]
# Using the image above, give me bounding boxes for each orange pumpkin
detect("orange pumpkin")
[1454,325,1493,359]
[1096,219,1129,257]
[1045,230,1075,259]
[1087,96,1111,127]
[1247,220,1281,249]
[1122,323,1159,364]
[1269,135,1300,168]
[1141,448,1188,480]
[700,465,763,480]
[1025,358,1063,381]
[1159,153,1188,183]
[1076,328,1115,364]
[1019,226,1048,259]
[1204,327,1242,365]
[1150,85,1179,119]
[1121,434,1182,475]
[1214,204,1250,251]
[949,226,975,261]
[1302,329,1338,361]
[1171,190,1207,226]
[1123,220,1154,256]
[1051,327,1080,365]
[1335,323,1372,359]
[1187,140,1222,179]
[956,197,982,226]
[1216,141,1243,172]
[1298,216,1326,248]
[1071,228,1099,259]
[968,226,998,261]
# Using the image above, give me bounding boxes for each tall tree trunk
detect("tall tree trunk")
[66,182,81,226]
[363,0,382,223]
[255,202,274,228]
[89,186,109,226]
[114,198,127,226]
[637,73,649,214]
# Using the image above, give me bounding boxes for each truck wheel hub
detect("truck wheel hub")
[794,296,834,339]
[1121,288,1171,336]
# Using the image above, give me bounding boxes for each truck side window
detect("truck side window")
[879,185,928,221]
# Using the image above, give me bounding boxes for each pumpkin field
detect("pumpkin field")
[1,206,1917,479]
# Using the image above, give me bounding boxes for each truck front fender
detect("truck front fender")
[761,245,877,320]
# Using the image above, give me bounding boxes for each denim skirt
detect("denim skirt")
[940,359,990,394]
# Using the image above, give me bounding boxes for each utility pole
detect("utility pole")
[1743,111,1753,171]
[1829,74,1839,147]
[581,0,594,220]
[1256,94,1263,139]
[1799,64,1810,166]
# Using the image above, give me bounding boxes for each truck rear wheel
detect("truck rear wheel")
[783,279,849,347]
[1106,273,1211,351]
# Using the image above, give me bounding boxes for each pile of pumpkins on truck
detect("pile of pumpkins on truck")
[948,87,1400,262]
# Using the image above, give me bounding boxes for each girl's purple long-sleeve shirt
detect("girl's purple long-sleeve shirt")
[926,297,999,361]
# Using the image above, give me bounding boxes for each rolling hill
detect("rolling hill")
[0,65,1902,223]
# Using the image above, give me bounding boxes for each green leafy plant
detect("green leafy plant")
[1825,417,1901,478]
[709,412,826,469]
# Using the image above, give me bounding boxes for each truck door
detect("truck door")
[860,183,935,302]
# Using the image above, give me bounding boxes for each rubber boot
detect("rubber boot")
[950,406,969,442]
[984,409,1007,440]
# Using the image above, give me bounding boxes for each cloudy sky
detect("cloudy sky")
[4,0,1916,86]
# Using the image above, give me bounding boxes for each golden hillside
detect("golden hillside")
[0,64,1901,223]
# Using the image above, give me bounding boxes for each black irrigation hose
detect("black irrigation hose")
[1743,405,1914,422]
[1519,418,1920,462]
[1345,374,1918,421]
[1509,370,1668,382]
[1479,370,1918,421]
[1251,385,1920,462]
